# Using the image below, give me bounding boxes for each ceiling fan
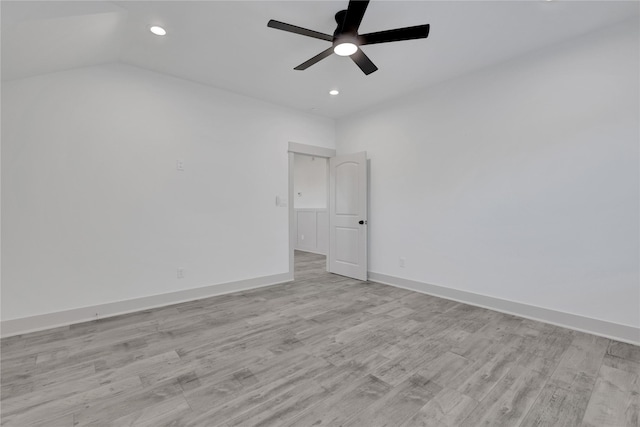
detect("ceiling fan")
[267,0,430,75]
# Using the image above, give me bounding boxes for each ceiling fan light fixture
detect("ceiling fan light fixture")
[334,42,358,56]
[150,26,167,36]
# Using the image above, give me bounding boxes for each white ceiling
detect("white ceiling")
[2,1,637,118]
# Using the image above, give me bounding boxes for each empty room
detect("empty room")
[1,0,638,426]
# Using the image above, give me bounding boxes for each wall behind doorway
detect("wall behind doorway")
[293,154,328,255]
[293,154,327,209]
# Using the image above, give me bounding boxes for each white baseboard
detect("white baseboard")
[1,273,292,338]
[5,271,637,345]
[294,247,327,256]
[368,272,640,345]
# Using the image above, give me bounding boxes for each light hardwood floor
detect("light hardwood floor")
[1,251,638,426]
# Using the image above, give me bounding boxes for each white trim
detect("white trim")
[368,272,640,345]
[288,142,336,158]
[288,152,295,277]
[1,273,291,338]
[325,158,330,272]
[294,248,327,256]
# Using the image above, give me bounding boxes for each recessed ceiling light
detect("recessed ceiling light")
[334,42,358,57]
[329,89,339,96]
[150,26,167,36]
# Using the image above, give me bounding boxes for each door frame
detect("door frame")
[288,142,336,279]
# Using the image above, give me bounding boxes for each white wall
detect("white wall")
[1,63,335,322]
[337,21,639,330]
[293,154,327,209]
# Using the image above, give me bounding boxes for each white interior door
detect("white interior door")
[329,152,368,280]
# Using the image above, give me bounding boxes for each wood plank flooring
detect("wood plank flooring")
[1,251,638,426]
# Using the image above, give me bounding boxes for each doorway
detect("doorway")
[287,142,368,281]
[288,143,334,278]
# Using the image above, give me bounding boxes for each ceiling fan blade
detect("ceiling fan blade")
[294,47,335,70]
[360,24,430,45]
[351,49,378,75]
[267,20,333,42]
[343,0,370,34]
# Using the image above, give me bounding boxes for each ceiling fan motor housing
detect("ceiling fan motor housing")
[334,10,359,46]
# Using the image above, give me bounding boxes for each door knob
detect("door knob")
[359,220,367,225]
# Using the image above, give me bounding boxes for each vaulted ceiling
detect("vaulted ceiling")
[2,1,637,118]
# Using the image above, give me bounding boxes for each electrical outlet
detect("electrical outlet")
[399,257,406,268]
[176,160,184,171]
[177,268,185,279]
[301,234,305,241]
